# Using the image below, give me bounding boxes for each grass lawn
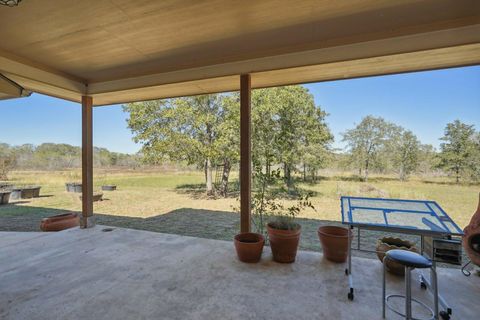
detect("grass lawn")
[1,169,478,258]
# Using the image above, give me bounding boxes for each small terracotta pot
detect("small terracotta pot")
[40,213,79,231]
[376,237,418,276]
[234,233,265,263]
[318,226,352,263]
[267,223,301,263]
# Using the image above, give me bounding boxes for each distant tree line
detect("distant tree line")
[342,116,480,182]
[0,142,140,179]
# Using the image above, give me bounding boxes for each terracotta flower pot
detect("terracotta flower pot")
[376,237,418,276]
[40,212,79,231]
[267,223,301,263]
[318,226,352,263]
[234,232,265,263]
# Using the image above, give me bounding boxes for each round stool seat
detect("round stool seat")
[386,249,432,269]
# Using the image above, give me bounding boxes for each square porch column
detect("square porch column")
[240,74,251,233]
[81,95,94,228]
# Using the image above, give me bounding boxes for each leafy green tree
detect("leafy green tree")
[417,144,438,176]
[342,116,399,181]
[251,86,332,185]
[439,120,478,183]
[0,143,15,180]
[123,94,236,196]
[391,130,420,181]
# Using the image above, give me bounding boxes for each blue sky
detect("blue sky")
[0,66,479,154]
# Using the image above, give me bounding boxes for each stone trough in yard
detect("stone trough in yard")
[0,191,11,205]
[9,186,41,200]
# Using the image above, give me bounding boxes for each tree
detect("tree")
[417,144,438,176]
[438,120,478,183]
[251,86,332,185]
[342,116,399,181]
[123,94,237,196]
[391,130,420,181]
[0,143,15,180]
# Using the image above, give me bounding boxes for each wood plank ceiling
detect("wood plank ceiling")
[0,0,479,105]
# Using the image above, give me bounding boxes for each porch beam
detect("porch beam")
[240,74,251,233]
[81,96,94,228]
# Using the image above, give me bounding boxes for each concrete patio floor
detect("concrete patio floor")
[0,227,478,320]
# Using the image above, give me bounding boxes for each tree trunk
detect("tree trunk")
[303,163,307,182]
[284,163,292,186]
[204,159,208,183]
[219,159,231,197]
[399,166,406,181]
[206,158,214,196]
[455,166,460,184]
[266,159,271,178]
[364,159,369,182]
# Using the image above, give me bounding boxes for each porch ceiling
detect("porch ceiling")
[0,0,479,105]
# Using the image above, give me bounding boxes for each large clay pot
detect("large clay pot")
[267,223,301,263]
[40,213,79,231]
[376,237,418,276]
[234,233,265,263]
[318,226,352,263]
[463,193,480,267]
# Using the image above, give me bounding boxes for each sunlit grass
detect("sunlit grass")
[2,169,478,230]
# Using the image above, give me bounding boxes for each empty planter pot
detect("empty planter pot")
[9,186,41,199]
[21,186,41,198]
[318,226,352,263]
[101,185,117,191]
[65,182,82,193]
[9,188,22,200]
[0,191,11,205]
[79,193,103,202]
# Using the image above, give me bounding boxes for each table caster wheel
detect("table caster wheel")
[347,289,354,301]
[420,282,427,290]
[439,311,450,320]
[345,268,349,275]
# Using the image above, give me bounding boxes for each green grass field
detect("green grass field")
[1,169,478,254]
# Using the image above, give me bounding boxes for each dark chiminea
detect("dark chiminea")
[463,193,480,266]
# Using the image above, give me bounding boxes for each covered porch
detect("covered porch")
[1,1,480,319]
[1,227,479,319]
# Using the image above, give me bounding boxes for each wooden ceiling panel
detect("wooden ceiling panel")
[1,0,478,82]
[0,0,479,104]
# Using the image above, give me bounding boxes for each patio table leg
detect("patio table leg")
[347,225,354,300]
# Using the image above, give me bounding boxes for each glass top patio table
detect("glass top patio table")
[341,196,463,236]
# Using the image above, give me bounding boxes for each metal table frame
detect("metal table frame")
[340,196,464,319]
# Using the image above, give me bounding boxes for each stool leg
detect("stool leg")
[382,257,386,318]
[431,265,439,319]
[405,266,412,320]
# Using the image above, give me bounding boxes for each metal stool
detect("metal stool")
[382,249,439,320]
